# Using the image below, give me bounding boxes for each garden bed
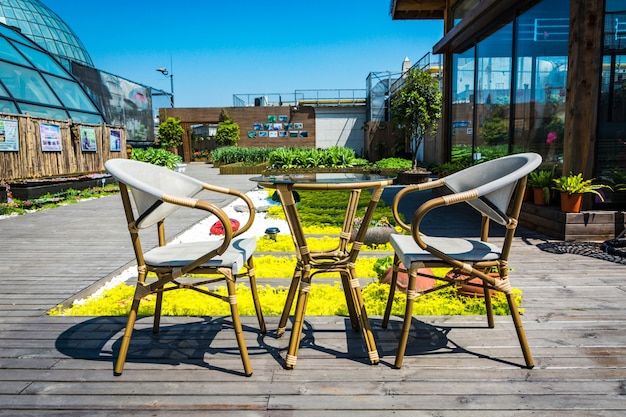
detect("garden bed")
[8,174,115,200]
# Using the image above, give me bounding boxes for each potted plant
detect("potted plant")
[157,117,184,154]
[552,172,610,213]
[528,168,555,205]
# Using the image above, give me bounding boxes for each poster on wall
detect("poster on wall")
[110,129,122,151]
[80,127,97,152]
[0,119,19,151]
[40,123,62,152]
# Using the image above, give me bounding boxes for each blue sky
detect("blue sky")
[42,0,443,108]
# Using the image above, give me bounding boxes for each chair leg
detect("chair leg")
[277,267,301,338]
[114,297,141,376]
[507,292,534,368]
[153,290,163,334]
[483,280,495,328]
[226,279,253,376]
[347,267,379,365]
[340,271,360,330]
[285,271,311,369]
[394,269,417,369]
[382,255,400,328]
[246,257,266,334]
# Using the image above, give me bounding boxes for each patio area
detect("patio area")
[1,163,625,416]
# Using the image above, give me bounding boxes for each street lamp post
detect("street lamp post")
[156,67,174,107]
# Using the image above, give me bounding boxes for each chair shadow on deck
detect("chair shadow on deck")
[372,318,528,368]
[55,316,276,377]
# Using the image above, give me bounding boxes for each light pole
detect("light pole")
[156,67,174,107]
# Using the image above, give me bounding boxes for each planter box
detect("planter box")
[9,175,115,200]
[520,202,625,241]
[219,163,268,175]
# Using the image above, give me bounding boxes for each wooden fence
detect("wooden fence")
[0,114,126,181]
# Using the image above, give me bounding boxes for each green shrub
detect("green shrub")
[374,158,413,170]
[211,146,273,164]
[157,117,184,148]
[131,147,182,170]
[267,147,360,168]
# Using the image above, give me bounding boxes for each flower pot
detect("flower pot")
[533,188,548,205]
[446,271,498,297]
[380,265,435,293]
[560,192,583,213]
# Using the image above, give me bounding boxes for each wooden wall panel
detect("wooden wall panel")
[0,114,126,181]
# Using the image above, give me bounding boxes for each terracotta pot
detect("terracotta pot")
[533,188,548,205]
[446,271,498,297]
[560,192,583,213]
[380,265,435,293]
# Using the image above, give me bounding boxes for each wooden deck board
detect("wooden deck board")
[1,164,625,415]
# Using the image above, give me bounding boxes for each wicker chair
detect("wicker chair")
[382,152,542,369]
[105,159,266,376]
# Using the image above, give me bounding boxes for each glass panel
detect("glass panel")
[0,37,30,66]
[451,48,475,165]
[475,23,513,160]
[43,74,98,112]
[68,111,104,124]
[0,98,18,114]
[0,61,61,105]
[452,0,482,27]
[18,102,68,120]
[513,0,569,165]
[13,43,68,77]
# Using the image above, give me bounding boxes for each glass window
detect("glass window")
[68,111,104,124]
[0,37,31,66]
[0,61,61,105]
[17,102,68,120]
[451,48,475,162]
[452,0,482,27]
[13,43,68,78]
[43,74,98,112]
[0,98,18,114]
[513,0,569,164]
[475,23,513,159]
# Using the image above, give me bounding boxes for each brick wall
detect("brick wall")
[161,106,316,161]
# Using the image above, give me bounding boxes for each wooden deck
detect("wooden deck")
[1,163,625,416]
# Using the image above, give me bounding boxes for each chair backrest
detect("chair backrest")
[105,159,204,228]
[443,153,542,225]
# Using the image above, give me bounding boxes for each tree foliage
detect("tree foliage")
[215,108,240,146]
[391,68,442,168]
[157,117,184,148]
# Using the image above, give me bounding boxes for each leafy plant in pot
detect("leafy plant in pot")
[528,167,555,205]
[552,172,610,213]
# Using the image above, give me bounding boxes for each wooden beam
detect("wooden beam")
[563,0,603,179]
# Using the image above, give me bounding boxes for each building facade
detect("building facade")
[392,0,626,209]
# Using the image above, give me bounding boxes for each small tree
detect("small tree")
[157,117,184,149]
[215,109,240,146]
[391,68,442,169]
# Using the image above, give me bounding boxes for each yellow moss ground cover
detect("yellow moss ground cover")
[50,189,522,316]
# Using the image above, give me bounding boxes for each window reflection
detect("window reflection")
[0,61,61,105]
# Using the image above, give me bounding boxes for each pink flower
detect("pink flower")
[546,131,557,145]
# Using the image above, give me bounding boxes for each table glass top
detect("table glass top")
[250,173,395,184]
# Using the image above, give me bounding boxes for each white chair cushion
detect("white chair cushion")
[143,238,256,273]
[389,234,501,267]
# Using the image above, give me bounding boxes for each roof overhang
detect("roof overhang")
[390,0,446,20]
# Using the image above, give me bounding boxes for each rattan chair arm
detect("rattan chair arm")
[202,184,256,237]
[161,193,233,256]
[392,178,445,231]
[410,188,480,249]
